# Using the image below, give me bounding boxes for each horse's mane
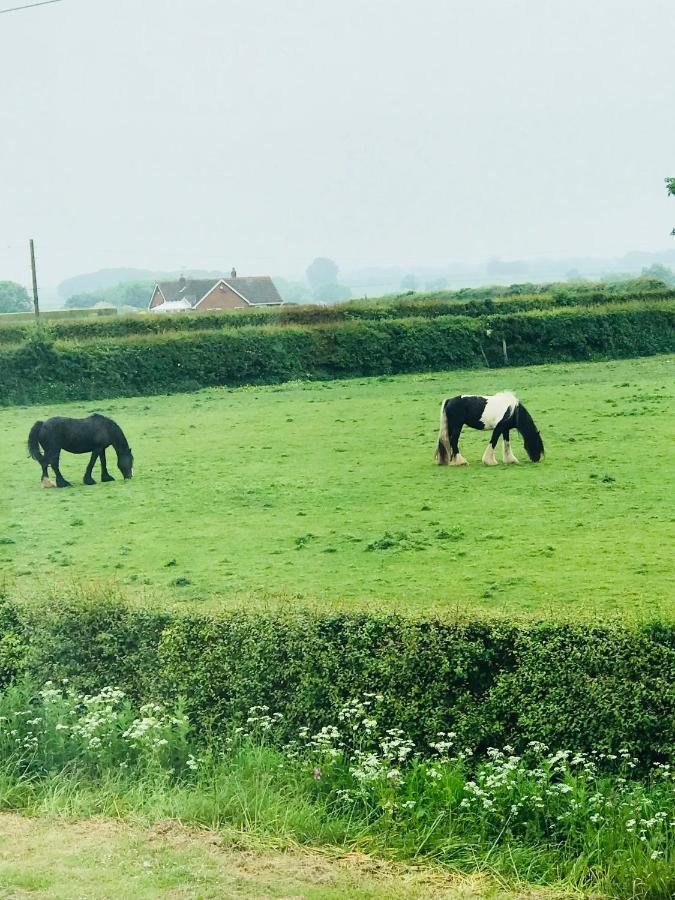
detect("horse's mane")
[93,414,130,450]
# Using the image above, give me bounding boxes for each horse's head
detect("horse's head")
[118,447,134,479]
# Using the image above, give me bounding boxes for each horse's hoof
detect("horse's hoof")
[451,455,469,466]
[101,474,115,482]
[57,482,72,489]
[482,460,499,466]
[41,477,56,489]
[83,477,96,485]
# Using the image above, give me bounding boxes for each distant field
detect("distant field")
[1,355,673,618]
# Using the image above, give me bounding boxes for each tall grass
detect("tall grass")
[0,681,672,899]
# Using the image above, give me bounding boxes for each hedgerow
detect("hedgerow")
[0,303,672,405]
[1,676,673,899]
[1,594,673,765]
[0,282,672,345]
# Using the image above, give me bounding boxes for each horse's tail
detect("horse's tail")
[516,404,544,462]
[28,421,45,463]
[435,399,450,464]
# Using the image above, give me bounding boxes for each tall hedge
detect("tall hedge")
[1,595,673,764]
[0,285,672,345]
[0,304,673,406]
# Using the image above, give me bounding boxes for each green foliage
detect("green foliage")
[642,264,675,287]
[64,293,101,309]
[64,280,155,310]
[0,303,672,405]
[0,280,31,314]
[0,597,27,689]
[313,282,352,303]
[0,676,673,898]
[158,613,675,764]
[23,593,170,699]
[2,280,672,347]
[0,306,117,337]
[272,276,312,304]
[0,689,670,898]
[2,597,673,765]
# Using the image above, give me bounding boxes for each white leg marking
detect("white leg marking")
[482,444,498,466]
[451,453,469,466]
[503,440,519,464]
[41,476,56,488]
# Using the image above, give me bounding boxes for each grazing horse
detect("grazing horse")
[435,391,544,466]
[28,414,134,488]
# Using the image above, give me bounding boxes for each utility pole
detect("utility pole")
[29,238,40,321]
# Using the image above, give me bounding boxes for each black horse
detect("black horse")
[28,414,133,488]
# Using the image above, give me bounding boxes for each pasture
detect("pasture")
[1,355,673,619]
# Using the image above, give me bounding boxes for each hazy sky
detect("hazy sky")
[1,0,674,288]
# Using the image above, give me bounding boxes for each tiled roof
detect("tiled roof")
[156,277,282,307]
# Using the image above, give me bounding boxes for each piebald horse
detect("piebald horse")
[435,391,544,466]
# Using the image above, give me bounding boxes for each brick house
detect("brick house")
[148,275,283,313]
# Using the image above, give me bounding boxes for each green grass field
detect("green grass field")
[1,355,673,619]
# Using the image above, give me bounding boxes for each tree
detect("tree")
[667,177,675,236]
[272,277,311,304]
[400,274,418,291]
[641,263,675,286]
[306,257,338,292]
[0,281,32,313]
[314,283,351,303]
[565,268,585,282]
[65,280,155,310]
[65,293,100,309]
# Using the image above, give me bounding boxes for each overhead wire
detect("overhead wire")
[0,0,64,15]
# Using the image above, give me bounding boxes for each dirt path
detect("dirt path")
[0,813,578,899]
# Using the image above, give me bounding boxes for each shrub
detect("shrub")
[2,596,673,765]
[1,283,672,345]
[0,303,672,405]
[0,678,673,898]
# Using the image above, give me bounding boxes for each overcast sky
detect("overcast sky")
[1,0,673,288]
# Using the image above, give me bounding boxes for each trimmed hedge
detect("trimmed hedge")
[1,285,673,345]
[1,595,673,764]
[1,304,673,406]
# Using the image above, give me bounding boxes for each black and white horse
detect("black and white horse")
[435,392,544,466]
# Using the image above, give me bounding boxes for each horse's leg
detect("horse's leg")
[482,426,501,465]
[450,425,468,466]
[502,427,519,464]
[37,441,54,487]
[50,450,71,488]
[99,449,115,482]
[83,451,99,485]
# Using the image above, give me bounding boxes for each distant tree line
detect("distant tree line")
[64,280,155,310]
[0,281,31,314]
